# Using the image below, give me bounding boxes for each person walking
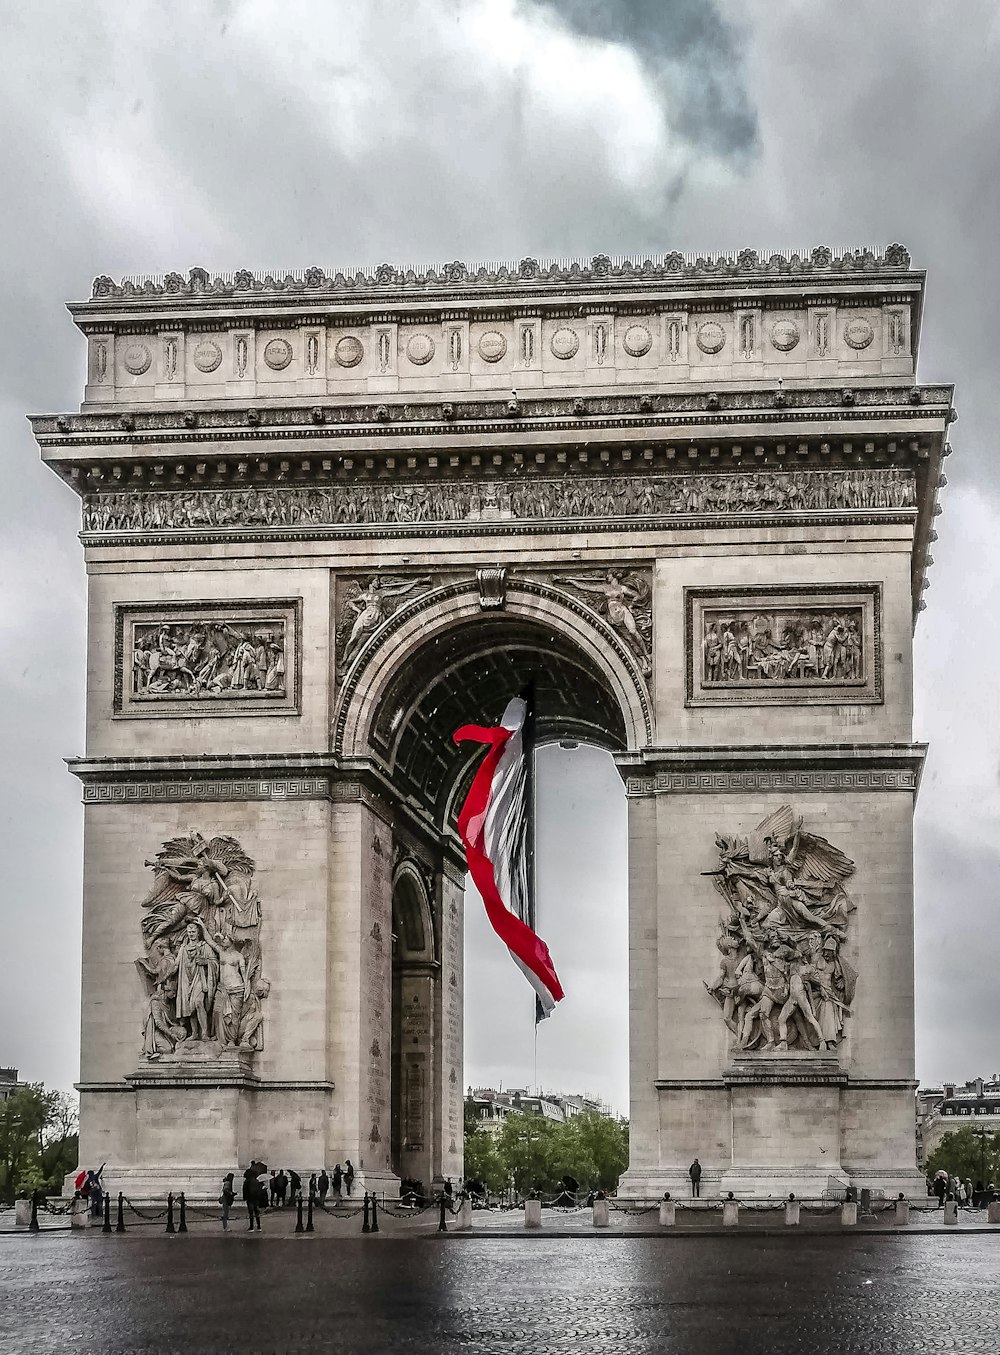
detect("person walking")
[344,1160,355,1197]
[317,1169,329,1204]
[332,1163,343,1200]
[689,1158,702,1198]
[243,1164,262,1231]
[288,1168,302,1201]
[220,1173,236,1231]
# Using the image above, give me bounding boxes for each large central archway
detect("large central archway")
[337,578,648,1190]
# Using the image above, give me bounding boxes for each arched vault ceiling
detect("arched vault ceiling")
[370,615,626,822]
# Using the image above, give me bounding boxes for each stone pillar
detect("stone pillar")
[987,1201,1000,1224]
[524,1199,542,1228]
[658,1199,676,1226]
[433,867,465,1187]
[943,1200,958,1225]
[894,1199,909,1225]
[841,1202,858,1226]
[455,1197,473,1231]
[592,1198,610,1228]
[722,1198,739,1227]
[784,1199,800,1226]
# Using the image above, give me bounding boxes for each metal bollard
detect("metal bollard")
[116,1192,126,1233]
[29,1190,40,1234]
[166,1192,175,1234]
[306,1192,315,1233]
[362,1192,371,1233]
[102,1194,112,1233]
[178,1192,187,1234]
[294,1194,304,1234]
[438,1194,448,1232]
[371,1193,379,1233]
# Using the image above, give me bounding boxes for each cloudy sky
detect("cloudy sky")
[2,0,999,1112]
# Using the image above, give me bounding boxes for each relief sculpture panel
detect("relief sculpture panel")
[114,600,300,717]
[686,586,881,705]
[705,806,856,1054]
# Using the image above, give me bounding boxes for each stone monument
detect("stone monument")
[31,246,950,1198]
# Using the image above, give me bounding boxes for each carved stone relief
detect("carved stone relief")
[193,341,222,373]
[135,830,270,1059]
[82,469,917,535]
[336,572,432,671]
[263,338,293,370]
[705,806,856,1053]
[686,586,881,705]
[114,601,300,716]
[555,569,652,675]
[123,343,152,376]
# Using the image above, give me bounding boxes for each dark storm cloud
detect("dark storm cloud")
[530,0,758,159]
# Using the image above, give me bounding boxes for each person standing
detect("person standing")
[275,1169,288,1207]
[689,1158,702,1198]
[269,1171,279,1208]
[288,1168,302,1201]
[220,1173,235,1231]
[309,1172,318,1200]
[332,1163,343,1200]
[243,1164,262,1231]
[317,1170,329,1204]
[344,1160,355,1197]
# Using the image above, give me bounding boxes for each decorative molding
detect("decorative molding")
[82,470,917,535]
[476,566,507,610]
[113,599,301,718]
[651,769,919,793]
[82,778,329,803]
[685,584,882,706]
[86,246,913,303]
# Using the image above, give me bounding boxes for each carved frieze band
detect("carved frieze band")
[685,585,882,706]
[625,769,919,796]
[82,469,916,535]
[114,599,301,717]
[83,778,329,803]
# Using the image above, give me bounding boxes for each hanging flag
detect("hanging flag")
[454,695,564,1017]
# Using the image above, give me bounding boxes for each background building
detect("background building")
[0,1068,23,1103]
[466,1086,615,1136]
[917,1075,1000,1166]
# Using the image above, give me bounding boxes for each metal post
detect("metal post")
[178,1192,188,1233]
[166,1192,175,1234]
[294,1194,304,1234]
[29,1190,40,1233]
[102,1193,112,1233]
[362,1191,371,1233]
[116,1192,126,1233]
[306,1191,315,1233]
[438,1193,448,1232]
[371,1193,379,1233]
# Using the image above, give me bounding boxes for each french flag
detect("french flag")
[454,695,564,1017]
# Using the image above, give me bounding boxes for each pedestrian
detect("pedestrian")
[332,1163,343,1200]
[318,1169,329,1204]
[242,1164,262,1231]
[269,1171,279,1207]
[219,1173,235,1231]
[689,1158,702,1198]
[344,1160,355,1197]
[309,1172,318,1200]
[964,1178,974,1209]
[275,1169,288,1207]
[88,1167,105,1220]
[288,1168,302,1201]
[933,1173,947,1208]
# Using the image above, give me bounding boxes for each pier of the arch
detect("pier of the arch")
[33,248,951,1199]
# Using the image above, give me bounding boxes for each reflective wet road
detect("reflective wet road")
[2,1234,998,1354]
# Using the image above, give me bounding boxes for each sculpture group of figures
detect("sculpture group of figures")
[703,610,863,685]
[132,621,286,699]
[82,469,916,533]
[135,832,270,1058]
[705,806,857,1052]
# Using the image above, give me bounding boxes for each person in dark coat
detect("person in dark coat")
[274,1170,288,1207]
[332,1163,343,1199]
[309,1173,318,1199]
[243,1164,262,1230]
[689,1158,702,1198]
[317,1170,329,1204]
[269,1171,278,1207]
[344,1160,355,1197]
[288,1168,302,1200]
[219,1173,236,1231]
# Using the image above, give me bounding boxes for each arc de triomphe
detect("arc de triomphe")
[32,247,949,1199]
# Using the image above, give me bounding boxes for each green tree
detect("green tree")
[0,1085,57,1201]
[926,1127,1000,1186]
[39,1092,79,1194]
[559,1112,629,1191]
[496,1112,559,1195]
[463,1126,507,1193]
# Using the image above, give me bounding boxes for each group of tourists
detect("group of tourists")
[928,1172,996,1209]
[219,1160,356,1230]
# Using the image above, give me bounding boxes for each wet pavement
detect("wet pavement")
[2,1232,1000,1354]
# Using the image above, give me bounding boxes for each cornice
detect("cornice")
[78,245,916,314]
[616,743,927,797]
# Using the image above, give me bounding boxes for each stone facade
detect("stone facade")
[32,246,950,1198]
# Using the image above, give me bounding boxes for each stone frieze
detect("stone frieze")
[83,468,916,534]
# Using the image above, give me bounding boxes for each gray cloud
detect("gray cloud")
[530,0,758,159]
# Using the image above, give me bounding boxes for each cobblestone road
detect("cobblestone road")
[1,1234,998,1354]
